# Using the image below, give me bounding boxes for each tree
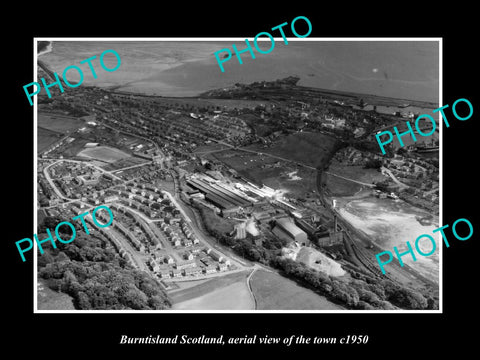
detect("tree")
[364,159,383,169]
[76,291,91,309]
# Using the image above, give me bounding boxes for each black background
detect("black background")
[4,3,478,356]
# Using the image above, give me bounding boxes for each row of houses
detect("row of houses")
[153,262,229,279]
[148,246,231,279]
[158,219,200,248]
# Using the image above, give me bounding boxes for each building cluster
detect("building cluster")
[40,165,237,281]
[157,218,200,248]
[321,115,346,130]
[272,217,309,246]
[149,246,231,279]
[45,161,122,201]
[186,174,258,216]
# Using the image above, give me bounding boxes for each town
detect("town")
[36,69,440,311]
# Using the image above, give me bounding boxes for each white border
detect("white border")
[33,37,442,314]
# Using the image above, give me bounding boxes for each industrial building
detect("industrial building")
[317,231,344,246]
[273,217,309,246]
[186,177,253,213]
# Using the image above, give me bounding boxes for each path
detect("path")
[381,166,410,189]
[324,171,376,188]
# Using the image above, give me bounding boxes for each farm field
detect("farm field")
[37,127,61,153]
[77,145,132,163]
[250,270,343,310]
[38,112,85,133]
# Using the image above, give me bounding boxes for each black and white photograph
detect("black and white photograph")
[5,6,478,356]
[32,39,441,313]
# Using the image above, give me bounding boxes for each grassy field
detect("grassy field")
[325,174,362,196]
[77,146,131,163]
[329,160,387,184]
[325,160,388,196]
[38,112,85,133]
[250,270,343,310]
[247,131,339,169]
[104,156,150,171]
[172,281,254,310]
[211,149,318,197]
[170,270,254,310]
[37,127,61,153]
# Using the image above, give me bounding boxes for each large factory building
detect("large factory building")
[273,217,309,246]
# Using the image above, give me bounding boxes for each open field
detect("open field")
[38,112,85,133]
[246,132,339,169]
[172,281,254,310]
[262,166,318,196]
[57,137,90,158]
[329,161,387,184]
[210,150,318,197]
[103,156,150,171]
[77,146,132,163]
[325,161,388,196]
[250,270,343,310]
[208,149,278,172]
[170,270,254,310]
[38,127,61,153]
[325,173,362,196]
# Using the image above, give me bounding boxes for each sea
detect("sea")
[38,40,439,103]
